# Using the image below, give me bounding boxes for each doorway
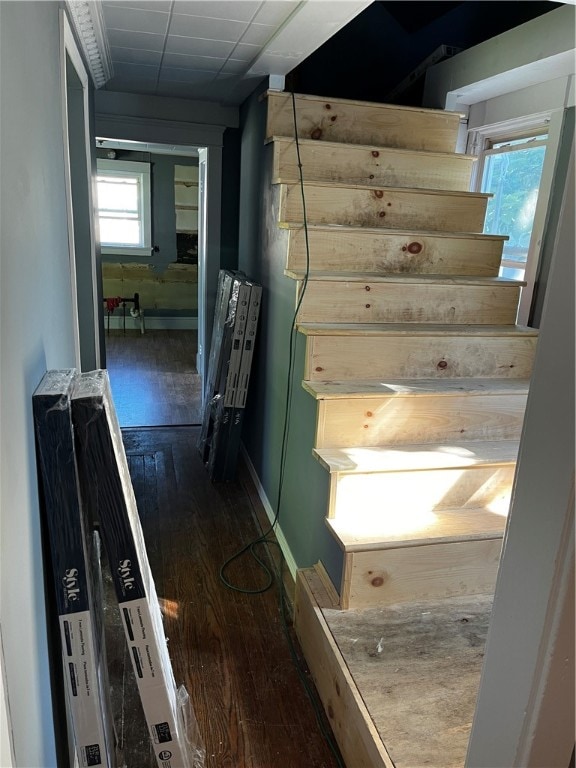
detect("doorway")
[95,138,203,427]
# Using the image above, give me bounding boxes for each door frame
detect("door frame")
[60,10,101,369]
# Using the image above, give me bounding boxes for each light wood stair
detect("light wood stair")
[263,90,537,767]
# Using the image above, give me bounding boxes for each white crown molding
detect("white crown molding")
[66,1,113,88]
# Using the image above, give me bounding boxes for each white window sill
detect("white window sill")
[101,246,152,257]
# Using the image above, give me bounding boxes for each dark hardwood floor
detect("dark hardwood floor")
[105,330,202,427]
[105,426,341,768]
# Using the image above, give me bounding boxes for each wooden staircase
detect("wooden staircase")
[263,92,538,767]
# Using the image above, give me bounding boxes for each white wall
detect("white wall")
[466,135,575,768]
[0,3,79,765]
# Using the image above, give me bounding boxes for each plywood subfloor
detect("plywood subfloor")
[320,593,493,768]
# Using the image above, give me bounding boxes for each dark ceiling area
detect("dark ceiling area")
[289,1,564,106]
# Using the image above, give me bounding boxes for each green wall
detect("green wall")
[237,88,343,588]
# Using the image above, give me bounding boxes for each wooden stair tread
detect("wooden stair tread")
[303,378,531,400]
[282,222,508,241]
[269,134,476,162]
[326,506,507,552]
[279,179,491,199]
[265,89,463,117]
[286,271,525,287]
[298,322,538,337]
[314,440,520,474]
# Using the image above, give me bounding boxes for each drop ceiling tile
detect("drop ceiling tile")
[103,1,172,12]
[252,1,300,26]
[174,1,261,23]
[228,42,260,62]
[169,13,248,42]
[219,58,248,75]
[110,47,163,66]
[159,67,217,84]
[112,62,160,80]
[163,52,224,72]
[107,29,167,52]
[103,5,170,35]
[165,35,235,57]
[241,23,275,46]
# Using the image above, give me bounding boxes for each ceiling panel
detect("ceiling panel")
[173,1,262,22]
[93,0,375,104]
[107,28,167,52]
[219,58,249,74]
[112,62,160,80]
[165,35,236,57]
[241,23,275,46]
[103,1,172,12]
[103,5,170,35]
[252,1,300,25]
[228,42,261,62]
[168,13,249,42]
[110,47,163,66]
[162,52,225,71]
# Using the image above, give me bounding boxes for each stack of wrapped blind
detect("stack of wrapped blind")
[33,370,116,767]
[34,369,204,768]
[72,370,201,768]
[198,269,262,481]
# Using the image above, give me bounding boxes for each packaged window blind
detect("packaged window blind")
[71,370,204,768]
[33,369,115,768]
[198,270,262,481]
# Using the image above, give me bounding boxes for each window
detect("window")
[96,159,151,255]
[479,133,548,280]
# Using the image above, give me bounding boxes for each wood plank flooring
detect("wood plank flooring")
[105,330,202,427]
[104,426,341,768]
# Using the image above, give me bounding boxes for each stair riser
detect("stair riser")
[280,184,488,233]
[286,228,505,276]
[327,465,515,520]
[272,138,474,191]
[266,91,460,152]
[341,539,502,609]
[316,394,528,449]
[306,335,538,380]
[296,281,521,325]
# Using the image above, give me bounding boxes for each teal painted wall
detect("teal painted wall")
[237,89,343,589]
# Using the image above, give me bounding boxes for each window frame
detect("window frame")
[96,158,151,256]
[467,112,560,325]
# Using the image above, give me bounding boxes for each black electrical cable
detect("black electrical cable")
[219,87,311,594]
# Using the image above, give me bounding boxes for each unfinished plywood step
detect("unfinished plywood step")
[337,535,502,610]
[271,135,475,191]
[304,378,529,449]
[279,181,489,233]
[299,323,539,381]
[314,440,518,520]
[285,224,506,276]
[288,273,523,325]
[293,568,394,768]
[295,567,493,768]
[265,90,461,152]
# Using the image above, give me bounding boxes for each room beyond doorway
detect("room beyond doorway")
[106,329,202,427]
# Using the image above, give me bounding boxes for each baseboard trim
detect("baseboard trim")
[239,444,299,582]
[104,315,198,331]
